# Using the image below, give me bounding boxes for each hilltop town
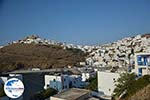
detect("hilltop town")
[7,34,150,70]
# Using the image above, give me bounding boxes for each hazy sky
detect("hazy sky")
[0,0,150,45]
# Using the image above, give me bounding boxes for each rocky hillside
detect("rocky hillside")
[1,34,150,72]
[0,43,86,72]
[127,84,150,100]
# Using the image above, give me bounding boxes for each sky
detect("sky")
[0,0,150,45]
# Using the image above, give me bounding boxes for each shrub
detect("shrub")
[113,73,136,98]
[126,75,150,98]
[85,75,97,91]
[113,73,150,100]
[30,88,58,100]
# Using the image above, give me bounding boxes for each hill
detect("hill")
[1,33,150,72]
[113,74,150,100]
[127,84,150,100]
[0,43,86,72]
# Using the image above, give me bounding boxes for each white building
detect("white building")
[44,74,69,91]
[80,62,86,66]
[80,68,96,82]
[97,71,120,97]
[44,74,85,92]
[81,72,96,82]
[134,53,150,76]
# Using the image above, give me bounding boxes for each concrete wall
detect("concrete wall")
[98,71,120,96]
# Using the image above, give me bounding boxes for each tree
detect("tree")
[85,75,97,91]
[113,73,136,98]
[113,73,150,100]
[127,75,150,97]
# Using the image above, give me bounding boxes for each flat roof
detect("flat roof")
[52,88,90,100]
[135,53,150,55]
[4,68,81,75]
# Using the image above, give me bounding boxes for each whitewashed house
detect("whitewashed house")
[134,53,150,76]
[80,68,96,82]
[44,74,69,91]
[80,62,86,66]
[44,74,85,92]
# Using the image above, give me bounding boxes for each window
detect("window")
[137,56,148,66]
[138,68,142,76]
[113,78,116,81]
[137,56,143,65]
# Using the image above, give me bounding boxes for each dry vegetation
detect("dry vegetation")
[127,84,150,100]
[0,43,86,72]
